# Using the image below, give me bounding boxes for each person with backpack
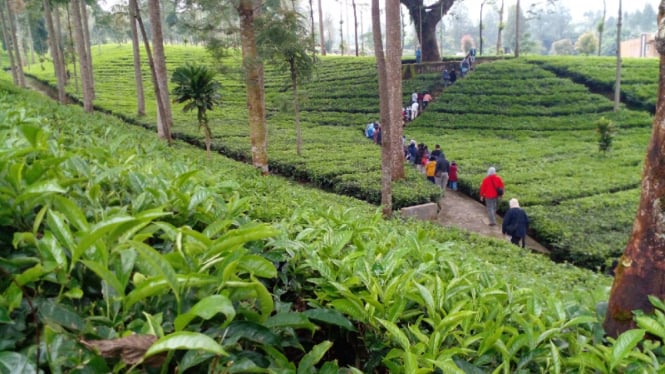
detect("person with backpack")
[502,198,529,248]
[425,155,437,184]
[435,153,449,191]
[479,166,504,226]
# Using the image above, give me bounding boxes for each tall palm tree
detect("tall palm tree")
[171,64,221,160]
[128,0,145,116]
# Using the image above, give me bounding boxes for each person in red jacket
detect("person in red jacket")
[479,166,504,226]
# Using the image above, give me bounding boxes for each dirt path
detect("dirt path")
[436,189,549,253]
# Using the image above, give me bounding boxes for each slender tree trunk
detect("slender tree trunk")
[614,0,622,112]
[66,7,80,94]
[71,0,93,111]
[352,0,358,56]
[317,0,325,55]
[54,5,67,85]
[290,61,302,156]
[79,0,94,98]
[43,0,67,103]
[515,0,520,57]
[309,0,314,45]
[24,17,36,65]
[129,0,146,116]
[5,0,25,87]
[237,0,269,174]
[0,3,18,85]
[604,0,665,338]
[479,1,484,56]
[148,0,174,141]
[372,0,390,216]
[598,0,606,55]
[386,0,404,182]
[496,0,504,54]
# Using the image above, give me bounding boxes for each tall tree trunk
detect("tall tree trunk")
[5,0,25,87]
[604,0,665,338]
[71,0,93,112]
[401,0,453,62]
[613,0,622,112]
[317,0,325,55]
[514,0,520,57]
[134,0,171,142]
[386,0,404,182]
[496,0,504,54]
[290,60,302,156]
[237,0,269,174]
[24,17,36,65]
[479,1,484,56]
[129,0,146,116]
[43,0,67,103]
[54,4,67,84]
[66,7,80,95]
[0,3,18,85]
[598,0,606,55]
[352,0,358,56]
[79,0,94,98]
[148,0,174,141]
[309,0,314,45]
[372,0,392,217]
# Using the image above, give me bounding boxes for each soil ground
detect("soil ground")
[436,189,549,253]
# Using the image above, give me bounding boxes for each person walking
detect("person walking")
[425,155,437,184]
[502,198,529,248]
[435,154,449,191]
[448,161,458,191]
[479,166,504,226]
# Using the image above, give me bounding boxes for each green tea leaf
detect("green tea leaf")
[297,341,332,374]
[636,315,665,340]
[174,295,235,331]
[132,241,180,304]
[610,329,645,370]
[302,308,355,331]
[82,260,125,298]
[144,332,227,359]
[0,351,38,374]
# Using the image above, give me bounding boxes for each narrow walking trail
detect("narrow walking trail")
[436,190,549,254]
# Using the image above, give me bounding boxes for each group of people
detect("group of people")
[403,90,432,122]
[406,142,458,191]
[479,167,530,248]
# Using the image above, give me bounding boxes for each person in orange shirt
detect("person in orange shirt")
[425,156,437,184]
[479,166,504,226]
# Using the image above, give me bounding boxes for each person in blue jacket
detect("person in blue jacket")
[502,198,529,248]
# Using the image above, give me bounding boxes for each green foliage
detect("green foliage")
[596,116,616,153]
[575,32,599,56]
[1,78,664,372]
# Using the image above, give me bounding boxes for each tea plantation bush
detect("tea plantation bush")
[3,75,665,373]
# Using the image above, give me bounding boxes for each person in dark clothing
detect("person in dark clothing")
[450,69,457,84]
[430,144,442,158]
[502,198,529,248]
[407,140,417,164]
[435,154,449,190]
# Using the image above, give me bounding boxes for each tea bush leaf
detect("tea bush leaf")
[50,195,89,231]
[376,318,410,350]
[81,260,125,298]
[15,180,65,204]
[296,340,332,374]
[0,351,38,374]
[635,314,665,340]
[302,308,355,331]
[174,295,235,331]
[549,341,561,374]
[144,331,227,359]
[610,329,645,370]
[39,299,85,331]
[132,240,181,305]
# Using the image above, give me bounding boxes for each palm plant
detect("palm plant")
[171,63,221,159]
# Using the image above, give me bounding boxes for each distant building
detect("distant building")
[621,33,658,58]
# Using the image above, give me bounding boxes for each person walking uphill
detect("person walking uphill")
[479,167,504,226]
[502,198,529,248]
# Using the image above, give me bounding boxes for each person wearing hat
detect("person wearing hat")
[502,198,529,248]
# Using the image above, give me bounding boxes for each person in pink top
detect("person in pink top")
[422,92,432,109]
